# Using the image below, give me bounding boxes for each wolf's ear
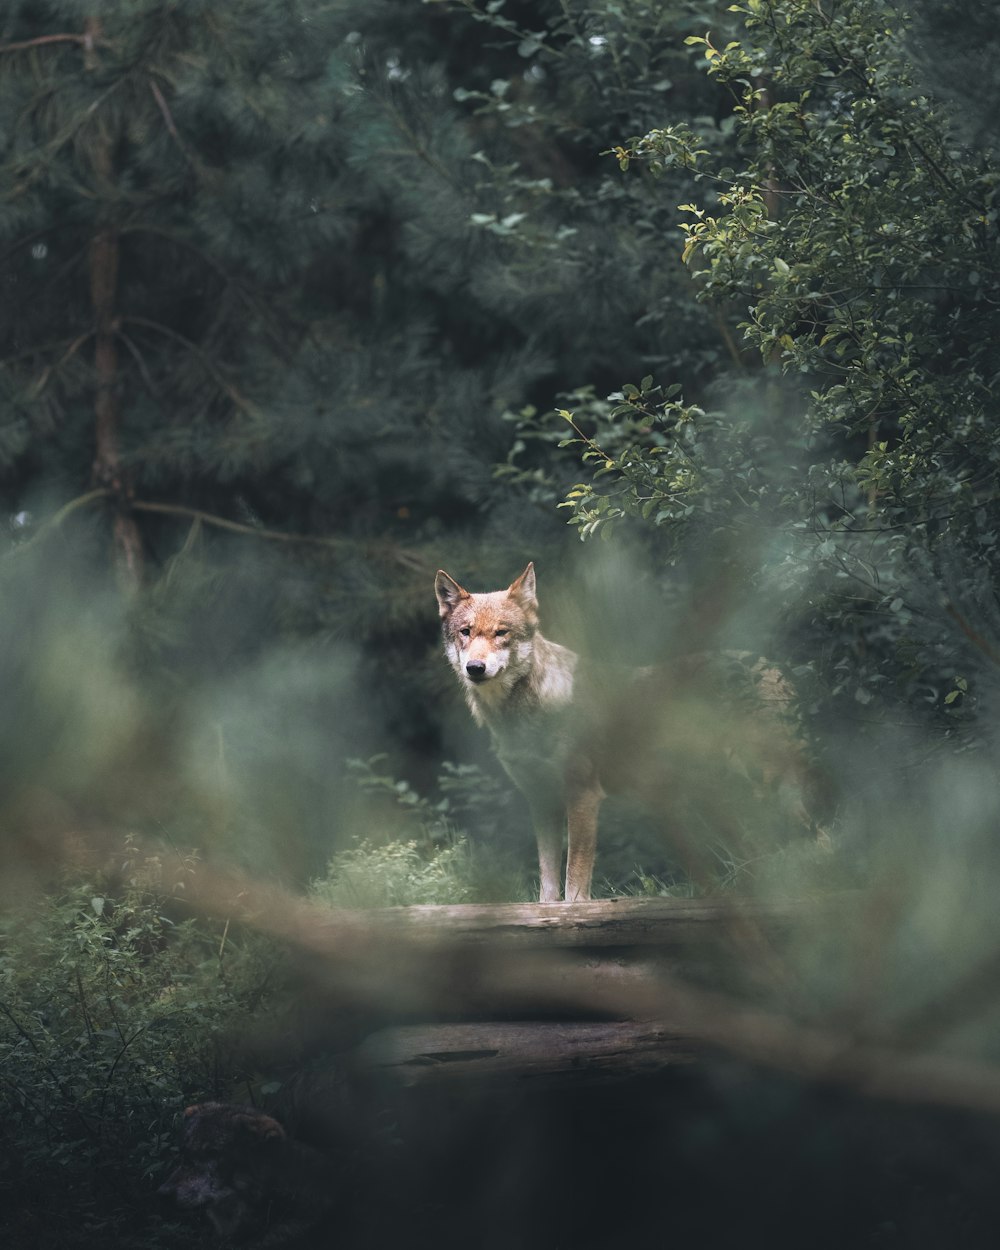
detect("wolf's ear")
[435,570,469,618]
[507,562,536,607]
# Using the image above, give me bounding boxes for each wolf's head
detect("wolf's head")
[434,563,539,718]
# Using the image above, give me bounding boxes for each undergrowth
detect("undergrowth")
[0,836,278,1248]
[310,837,474,908]
[329,755,532,904]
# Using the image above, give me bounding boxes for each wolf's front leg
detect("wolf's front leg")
[528,801,565,902]
[564,785,602,902]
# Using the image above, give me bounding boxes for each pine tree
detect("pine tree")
[0,2,356,581]
[0,0,748,861]
[0,3,601,611]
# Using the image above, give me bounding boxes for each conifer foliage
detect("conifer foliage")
[8,6,1000,1244]
[5,0,999,850]
[1,2,348,580]
[0,2,741,600]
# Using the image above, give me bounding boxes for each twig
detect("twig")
[7,487,113,555]
[713,307,746,371]
[29,331,94,397]
[559,412,614,464]
[944,601,1000,668]
[6,490,430,572]
[0,998,97,1138]
[131,500,348,548]
[115,328,159,397]
[148,75,200,172]
[122,315,264,420]
[0,33,109,54]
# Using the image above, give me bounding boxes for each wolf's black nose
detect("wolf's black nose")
[466,661,487,680]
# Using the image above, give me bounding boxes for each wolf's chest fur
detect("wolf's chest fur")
[486,677,583,804]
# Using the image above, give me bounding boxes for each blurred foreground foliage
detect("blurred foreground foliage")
[4,0,1000,1242]
[0,837,278,1248]
[5,0,998,886]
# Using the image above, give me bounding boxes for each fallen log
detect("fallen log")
[359,1020,699,1086]
[184,868,1000,1119]
[316,894,837,952]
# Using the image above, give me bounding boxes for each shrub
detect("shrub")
[331,755,530,903]
[0,836,277,1247]
[310,837,474,909]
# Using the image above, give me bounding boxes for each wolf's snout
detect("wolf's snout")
[465,660,487,680]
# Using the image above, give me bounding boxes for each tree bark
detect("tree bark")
[85,16,143,587]
[359,1020,699,1086]
[176,866,1000,1117]
[321,895,831,952]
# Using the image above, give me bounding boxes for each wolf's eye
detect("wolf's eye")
[459,626,471,637]
[495,629,509,639]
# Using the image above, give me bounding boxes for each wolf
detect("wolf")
[158,1102,338,1245]
[435,562,822,902]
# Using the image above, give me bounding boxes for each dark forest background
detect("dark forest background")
[4,0,1000,1246]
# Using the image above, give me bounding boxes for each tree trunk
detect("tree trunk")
[328,895,827,952]
[359,1020,699,1086]
[85,16,143,587]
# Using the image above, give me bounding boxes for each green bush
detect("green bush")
[321,755,531,904]
[0,836,278,1247]
[310,837,474,908]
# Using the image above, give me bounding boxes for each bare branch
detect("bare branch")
[147,75,200,171]
[0,33,109,55]
[28,331,93,397]
[131,500,348,549]
[122,315,265,420]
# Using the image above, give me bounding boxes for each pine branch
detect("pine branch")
[130,500,349,547]
[147,74,200,172]
[121,227,301,361]
[8,78,124,202]
[7,489,337,554]
[29,332,93,397]
[0,33,111,55]
[115,329,159,397]
[122,316,266,420]
[10,487,113,553]
[7,491,431,572]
